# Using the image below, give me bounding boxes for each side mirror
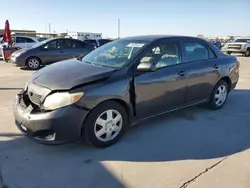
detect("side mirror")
[137,62,156,72]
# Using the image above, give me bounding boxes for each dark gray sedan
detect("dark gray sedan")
[10,38,95,69]
[13,35,239,147]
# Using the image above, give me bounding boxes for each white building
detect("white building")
[67,32,102,40]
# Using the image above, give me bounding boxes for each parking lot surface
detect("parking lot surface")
[0,57,250,188]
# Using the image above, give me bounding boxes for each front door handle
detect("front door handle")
[213,64,219,69]
[177,70,187,77]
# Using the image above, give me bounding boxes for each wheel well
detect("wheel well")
[25,56,42,66]
[220,76,232,91]
[80,99,132,136]
[111,99,132,119]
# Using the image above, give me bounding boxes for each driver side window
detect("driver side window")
[139,42,180,69]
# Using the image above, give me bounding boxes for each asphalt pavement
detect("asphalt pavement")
[0,57,250,188]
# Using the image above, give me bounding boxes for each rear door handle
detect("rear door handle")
[177,70,187,77]
[213,64,219,69]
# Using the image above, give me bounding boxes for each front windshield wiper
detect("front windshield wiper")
[83,60,103,67]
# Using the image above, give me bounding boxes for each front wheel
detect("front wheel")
[227,51,232,55]
[207,80,229,110]
[26,57,41,70]
[84,101,128,148]
[245,49,250,57]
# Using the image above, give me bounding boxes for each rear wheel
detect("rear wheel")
[245,49,250,57]
[84,101,128,148]
[26,57,41,70]
[207,80,229,110]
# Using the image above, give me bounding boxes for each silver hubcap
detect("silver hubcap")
[28,59,39,69]
[215,85,227,106]
[94,109,123,142]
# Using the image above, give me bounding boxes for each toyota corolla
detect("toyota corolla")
[13,35,239,147]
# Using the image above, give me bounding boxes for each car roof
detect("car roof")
[13,35,39,42]
[122,35,200,42]
[48,38,84,42]
[14,35,37,39]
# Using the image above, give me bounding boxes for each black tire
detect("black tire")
[227,51,232,55]
[84,101,128,148]
[245,49,250,57]
[26,57,41,70]
[207,80,229,110]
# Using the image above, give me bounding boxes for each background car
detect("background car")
[11,38,95,69]
[223,38,250,57]
[0,35,39,57]
[84,38,113,48]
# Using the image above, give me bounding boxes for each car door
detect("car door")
[39,39,64,64]
[180,39,220,103]
[134,40,189,119]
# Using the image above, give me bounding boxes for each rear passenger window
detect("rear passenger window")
[63,40,83,49]
[26,38,35,43]
[183,42,209,62]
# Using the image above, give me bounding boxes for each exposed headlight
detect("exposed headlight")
[43,92,84,110]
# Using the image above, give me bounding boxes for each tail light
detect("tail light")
[236,60,240,68]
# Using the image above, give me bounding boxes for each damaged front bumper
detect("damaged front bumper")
[13,90,89,145]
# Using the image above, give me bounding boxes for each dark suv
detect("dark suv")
[14,35,239,147]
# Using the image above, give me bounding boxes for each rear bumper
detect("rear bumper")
[13,93,89,145]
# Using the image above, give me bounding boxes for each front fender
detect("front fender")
[74,77,132,110]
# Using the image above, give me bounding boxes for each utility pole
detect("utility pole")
[118,18,120,39]
[49,22,51,34]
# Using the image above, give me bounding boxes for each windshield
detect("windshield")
[234,39,250,43]
[82,39,149,68]
[31,38,53,48]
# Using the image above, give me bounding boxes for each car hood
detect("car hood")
[29,59,116,90]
